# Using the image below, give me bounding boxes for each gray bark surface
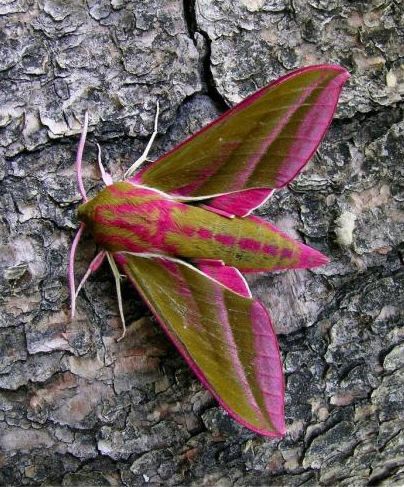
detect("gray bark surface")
[0,0,403,485]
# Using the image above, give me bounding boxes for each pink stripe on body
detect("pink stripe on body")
[214,234,236,246]
[95,198,186,254]
[197,228,212,239]
[238,238,262,252]
[96,232,154,254]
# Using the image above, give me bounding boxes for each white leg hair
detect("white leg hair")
[75,251,106,299]
[96,144,113,186]
[124,101,160,178]
[106,252,127,342]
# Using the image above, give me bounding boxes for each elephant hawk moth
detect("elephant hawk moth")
[68,65,349,436]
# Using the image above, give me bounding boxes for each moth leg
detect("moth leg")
[96,143,113,186]
[75,250,106,298]
[76,112,89,202]
[68,222,86,319]
[69,112,91,318]
[124,101,160,178]
[106,252,127,341]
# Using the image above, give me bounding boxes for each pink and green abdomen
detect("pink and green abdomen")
[78,181,326,272]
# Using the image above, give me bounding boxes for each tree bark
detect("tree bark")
[0,1,402,485]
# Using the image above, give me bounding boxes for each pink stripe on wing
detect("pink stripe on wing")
[233,77,324,189]
[251,301,286,435]
[272,70,350,187]
[212,287,264,421]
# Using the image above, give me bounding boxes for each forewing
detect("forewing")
[134,65,349,198]
[114,253,285,437]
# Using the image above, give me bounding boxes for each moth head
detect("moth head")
[76,185,115,237]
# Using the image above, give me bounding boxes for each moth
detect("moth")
[68,65,349,437]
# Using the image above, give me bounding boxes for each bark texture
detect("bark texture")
[0,1,403,485]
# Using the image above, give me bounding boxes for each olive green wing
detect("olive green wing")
[134,65,349,201]
[114,252,285,436]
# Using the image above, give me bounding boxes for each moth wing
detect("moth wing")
[134,65,349,202]
[205,188,274,218]
[194,260,252,297]
[115,253,285,437]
